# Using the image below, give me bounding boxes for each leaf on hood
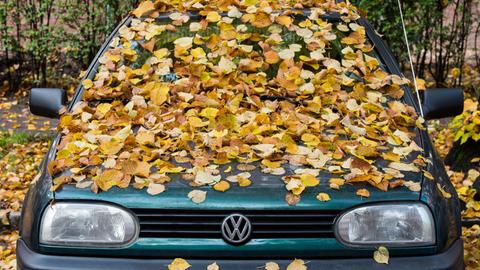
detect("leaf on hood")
[188,190,207,204]
[213,181,230,192]
[95,169,124,191]
[356,188,370,198]
[316,192,331,202]
[388,162,420,172]
[403,180,421,192]
[147,183,165,195]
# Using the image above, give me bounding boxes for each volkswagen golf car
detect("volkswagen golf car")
[18,1,465,269]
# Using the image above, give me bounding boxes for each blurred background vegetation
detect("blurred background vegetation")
[0,0,139,94]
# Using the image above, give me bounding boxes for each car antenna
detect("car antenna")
[396,0,424,117]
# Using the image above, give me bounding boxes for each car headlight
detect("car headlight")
[335,203,435,247]
[40,202,139,247]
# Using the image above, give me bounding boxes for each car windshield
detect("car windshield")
[52,5,422,198]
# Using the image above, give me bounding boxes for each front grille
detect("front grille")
[132,209,340,239]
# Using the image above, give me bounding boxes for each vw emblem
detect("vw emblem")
[221,214,252,245]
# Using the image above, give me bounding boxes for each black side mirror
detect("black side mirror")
[422,88,464,120]
[29,88,67,119]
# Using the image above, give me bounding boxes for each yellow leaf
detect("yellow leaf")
[300,174,319,187]
[301,134,320,147]
[316,192,331,202]
[168,258,191,270]
[206,11,221,22]
[95,103,112,118]
[132,1,155,18]
[373,246,389,264]
[437,183,452,199]
[213,181,230,192]
[96,169,124,191]
[286,259,307,270]
[136,130,155,145]
[82,79,93,89]
[150,83,169,106]
[329,178,345,190]
[153,48,169,59]
[99,139,124,155]
[238,177,252,187]
[134,161,151,178]
[188,116,209,128]
[261,159,281,169]
[191,47,206,59]
[200,108,219,119]
[356,189,370,198]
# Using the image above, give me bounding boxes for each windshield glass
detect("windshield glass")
[52,5,422,199]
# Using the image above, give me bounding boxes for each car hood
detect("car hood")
[54,162,421,211]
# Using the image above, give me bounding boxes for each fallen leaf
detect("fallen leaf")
[265,262,280,270]
[356,189,370,198]
[147,183,165,195]
[168,258,191,270]
[437,183,452,199]
[207,262,220,270]
[316,192,331,202]
[286,259,307,270]
[373,246,389,264]
[132,1,155,18]
[213,181,230,192]
[188,190,207,204]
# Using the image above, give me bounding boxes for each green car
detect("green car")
[18,4,465,270]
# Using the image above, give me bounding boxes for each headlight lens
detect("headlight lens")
[40,202,138,247]
[335,203,435,247]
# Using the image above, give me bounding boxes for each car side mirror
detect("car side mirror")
[422,88,464,120]
[29,88,67,119]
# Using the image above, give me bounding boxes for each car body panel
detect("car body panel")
[18,12,461,265]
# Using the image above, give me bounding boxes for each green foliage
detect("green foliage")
[352,0,477,89]
[58,0,138,68]
[450,100,480,144]
[0,0,137,95]
[0,132,29,158]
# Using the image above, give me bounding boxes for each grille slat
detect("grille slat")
[132,209,340,239]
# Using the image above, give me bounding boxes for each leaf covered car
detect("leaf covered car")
[18,0,465,269]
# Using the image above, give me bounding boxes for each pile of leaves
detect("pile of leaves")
[48,0,428,203]
[0,132,50,269]
[450,99,480,144]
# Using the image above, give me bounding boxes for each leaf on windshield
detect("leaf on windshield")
[52,0,425,204]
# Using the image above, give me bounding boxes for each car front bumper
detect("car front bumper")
[17,239,464,270]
